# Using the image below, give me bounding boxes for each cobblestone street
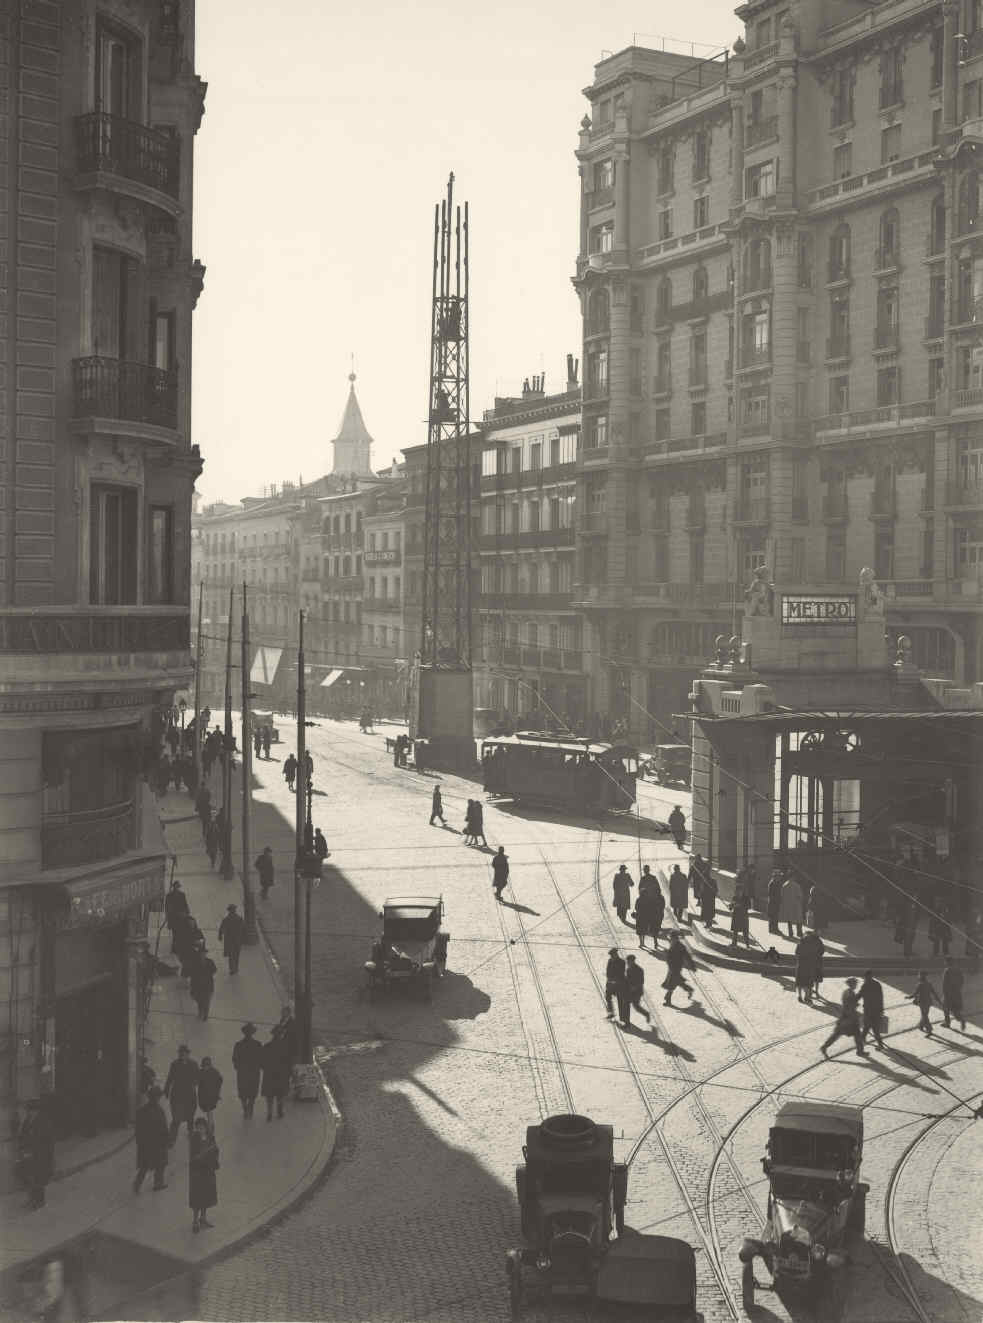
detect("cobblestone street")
[198,720,983,1322]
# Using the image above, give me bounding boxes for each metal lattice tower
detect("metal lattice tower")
[421,173,471,669]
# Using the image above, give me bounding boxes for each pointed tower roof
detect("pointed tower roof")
[331,372,374,475]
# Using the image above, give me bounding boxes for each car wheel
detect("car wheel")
[741,1259,756,1312]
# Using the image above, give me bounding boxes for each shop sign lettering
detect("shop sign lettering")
[781,594,857,626]
[59,869,164,928]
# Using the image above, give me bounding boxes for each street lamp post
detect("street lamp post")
[294,772,323,1065]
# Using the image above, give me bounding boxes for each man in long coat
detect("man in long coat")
[133,1086,169,1192]
[261,1029,291,1121]
[189,946,217,1021]
[668,864,688,921]
[233,1022,263,1118]
[218,903,245,975]
[766,868,784,934]
[164,1045,199,1144]
[635,884,665,952]
[164,881,189,952]
[612,865,634,923]
[780,874,804,939]
[794,932,824,1003]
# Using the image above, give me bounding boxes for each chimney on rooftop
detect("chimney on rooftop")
[567,355,580,389]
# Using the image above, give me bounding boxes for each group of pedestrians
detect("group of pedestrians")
[164,880,219,1020]
[604,931,697,1028]
[134,1007,300,1233]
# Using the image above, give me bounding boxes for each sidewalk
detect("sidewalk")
[0,785,339,1321]
[668,880,969,974]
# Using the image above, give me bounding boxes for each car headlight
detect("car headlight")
[536,1252,551,1270]
[811,1244,827,1261]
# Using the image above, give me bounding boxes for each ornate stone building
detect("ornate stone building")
[0,1,205,1182]
[575,0,983,743]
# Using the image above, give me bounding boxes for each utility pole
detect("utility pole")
[294,609,306,1029]
[193,580,203,790]
[241,584,257,944]
[222,585,235,881]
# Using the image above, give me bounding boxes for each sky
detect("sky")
[191,0,736,506]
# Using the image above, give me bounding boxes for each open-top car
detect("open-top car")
[641,743,691,788]
[740,1101,867,1310]
[365,896,448,1000]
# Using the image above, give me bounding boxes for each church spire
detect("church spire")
[331,368,374,476]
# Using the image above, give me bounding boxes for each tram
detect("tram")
[480,733,638,813]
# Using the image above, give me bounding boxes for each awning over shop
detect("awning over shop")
[320,668,344,688]
[250,646,283,685]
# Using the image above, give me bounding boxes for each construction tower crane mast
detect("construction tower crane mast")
[416,173,475,768]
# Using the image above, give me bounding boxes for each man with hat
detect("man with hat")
[218,903,245,975]
[233,1023,263,1118]
[163,1045,199,1144]
[133,1085,169,1192]
[820,977,866,1057]
[604,948,628,1022]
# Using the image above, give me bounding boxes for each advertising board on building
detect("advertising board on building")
[781,594,857,627]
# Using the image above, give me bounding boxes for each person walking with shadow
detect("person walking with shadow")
[218,904,245,974]
[624,955,650,1024]
[668,864,688,922]
[233,1023,263,1119]
[662,933,696,1007]
[430,784,446,827]
[262,726,272,760]
[668,805,687,851]
[766,868,784,935]
[492,846,510,901]
[612,865,634,924]
[942,957,966,1030]
[859,969,886,1048]
[283,753,297,794]
[820,978,866,1057]
[133,1086,169,1193]
[164,880,190,952]
[471,800,488,848]
[604,948,629,1023]
[189,1116,219,1233]
[911,970,942,1035]
[255,846,275,901]
[462,800,476,845]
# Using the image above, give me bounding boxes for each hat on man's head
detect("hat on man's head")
[177,1044,190,1055]
[227,904,237,912]
[242,1022,257,1036]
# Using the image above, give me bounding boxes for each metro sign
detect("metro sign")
[781,594,857,626]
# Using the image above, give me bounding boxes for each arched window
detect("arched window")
[878,207,900,266]
[958,169,980,234]
[829,223,851,281]
[743,237,772,291]
[692,265,709,302]
[930,193,947,255]
[588,287,609,334]
[655,276,672,324]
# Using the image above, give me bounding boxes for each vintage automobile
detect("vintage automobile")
[364,896,449,1000]
[739,1101,867,1310]
[250,711,281,744]
[506,1113,697,1317]
[641,743,691,788]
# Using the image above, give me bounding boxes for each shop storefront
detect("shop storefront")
[38,865,164,1136]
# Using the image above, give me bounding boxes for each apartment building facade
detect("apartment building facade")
[575,0,983,741]
[361,477,408,715]
[0,0,205,1181]
[474,376,586,725]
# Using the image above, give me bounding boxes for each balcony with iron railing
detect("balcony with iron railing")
[75,113,181,213]
[363,597,402,613]
[0,608,190,654]
[73,357,178,432]
[42,800,137,871]
[813,399,935,434]
[745,115,778,146]
[950,386,983,409]
[740,344,771,370]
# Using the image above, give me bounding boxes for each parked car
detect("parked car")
[365,896,449,1000]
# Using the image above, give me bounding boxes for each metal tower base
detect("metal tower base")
[416,667,475,771]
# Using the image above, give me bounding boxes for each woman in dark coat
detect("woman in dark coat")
[188,1117,219,1232]
[794,932,823,1003]
[699,870,717,926]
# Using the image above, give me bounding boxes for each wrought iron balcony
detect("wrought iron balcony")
[0,610,189,653]
[76,112,180,200]
[42,800,137,870]
[73,357,178,430]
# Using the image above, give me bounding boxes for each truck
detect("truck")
[506,1112,697,1317]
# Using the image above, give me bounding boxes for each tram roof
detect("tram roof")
[480,734,635,755]
[772,1101,863,1136]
